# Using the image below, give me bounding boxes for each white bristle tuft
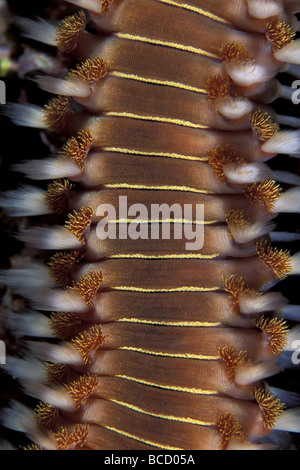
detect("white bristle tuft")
[273,187,300,213]
[287,63,300,78]
[273,170,300,186]
[235,361,282,386]
[0,401,36,434]
[270,231,300,242]
[277,114,300,128]
[274,39,300,65]
[5,310,53,338]
[3,103,46,128]
[26,340,84,366]
[280,84,295,100]
[268,387,300,407]
[13,158,81,180]
[215,97,253,120]
[246,0,282,19]
[17,226,83,250]
[15,16,57,46]
[285,324,300,351]
[224,62,274,87]
[34,75,91,98]
[281,304,300,321]
[0,186,49,217]
[229,219,276,245]
[0,440,17,450]
[21,381,75,412]
[262,130,300,155]
[0,263,55,292]
[224,162,273,185]
[291,252,300,275]
[28,287,88,313]
[239,291,287,315]
[64,0,103,14]
[274,408,300,432]
[4,356,48,382]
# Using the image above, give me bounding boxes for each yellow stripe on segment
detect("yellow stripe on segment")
[110,253,219,260]
[116,374,218,395]
[105,182,213,194]
[106,111,209,129]
[103,146,209,162]
[103,425,183,450]
[112,71,206,94]
[109,219,217,225]
[117,318,221,327]
[109,398,215,427]
[156,0,231,25]
[116,32,219,59]
[119,346,219,360]
[114,286,219,293]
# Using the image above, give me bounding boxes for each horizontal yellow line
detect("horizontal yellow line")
[119,346,219,360]
[114,286,219,293]
[106,111,209,129]
[117,32,219,59]
[110,397,215,427]
[109,253,219,260]
[156,0,231,25]
[112,71,206,94]
[103,425,183,450]
[105,182,212,194]
[106,218,217,225]
[117,317,221,327]
[104,146,208,162]
[116,374,218,395]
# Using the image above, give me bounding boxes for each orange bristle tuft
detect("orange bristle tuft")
[207,146,244,183]
[266,20,296,53]
[68,57,108,84]
[244,180,282,212]
[50,312,83,340]
[218,345,249,383]
[64,206,93,244]
[217,413,247,450]
[205,74,232,103]
[70,271,103,307]
[71,324,104,364]
[253,315,289,354]
[101,0,112,15]
[45,179,74,214]
[56,10,86,54]
[223,274,260,315]
[34,402,59,430]
[64,374,99,409]
[254,387,285,429]
[250,111,279,142]
[43,96,71,133]
[219,41,251,63]
[48,250,83,286]
[45,362,69,385]
[54,424,89,450]
[59,129,93,172]
[256,239,293,280]
[226,210,250,239]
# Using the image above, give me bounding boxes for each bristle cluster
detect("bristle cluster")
[56,10,86,53]
[207,146,244,183]
[226,210,250,239]
[250,111,279,142]
[266,21,296,53]
[43,96,71,132]
[45,363,69,385]
[34,402,59,431]
[68,57,107,84]
[70,271,103,307]
[253,387,285,429]
[64,374,99,408]
[245,180,282,212]
[45,179,74,214]
[253,316,289,354]
[101,0,112,15]
[59,129,93,172]
[256,239,292,280]
[50,312,82,339]
[219,42,251,63]
[205,74,232,103]
[218,345,249,383]
[64,206,93,244]
[71,324,104,364]
[223,275,259,315]
[217,413,247,450]
[48,251,83,286]
[54,424,89,450]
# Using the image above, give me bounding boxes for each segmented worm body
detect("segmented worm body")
[0,0,300,450]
